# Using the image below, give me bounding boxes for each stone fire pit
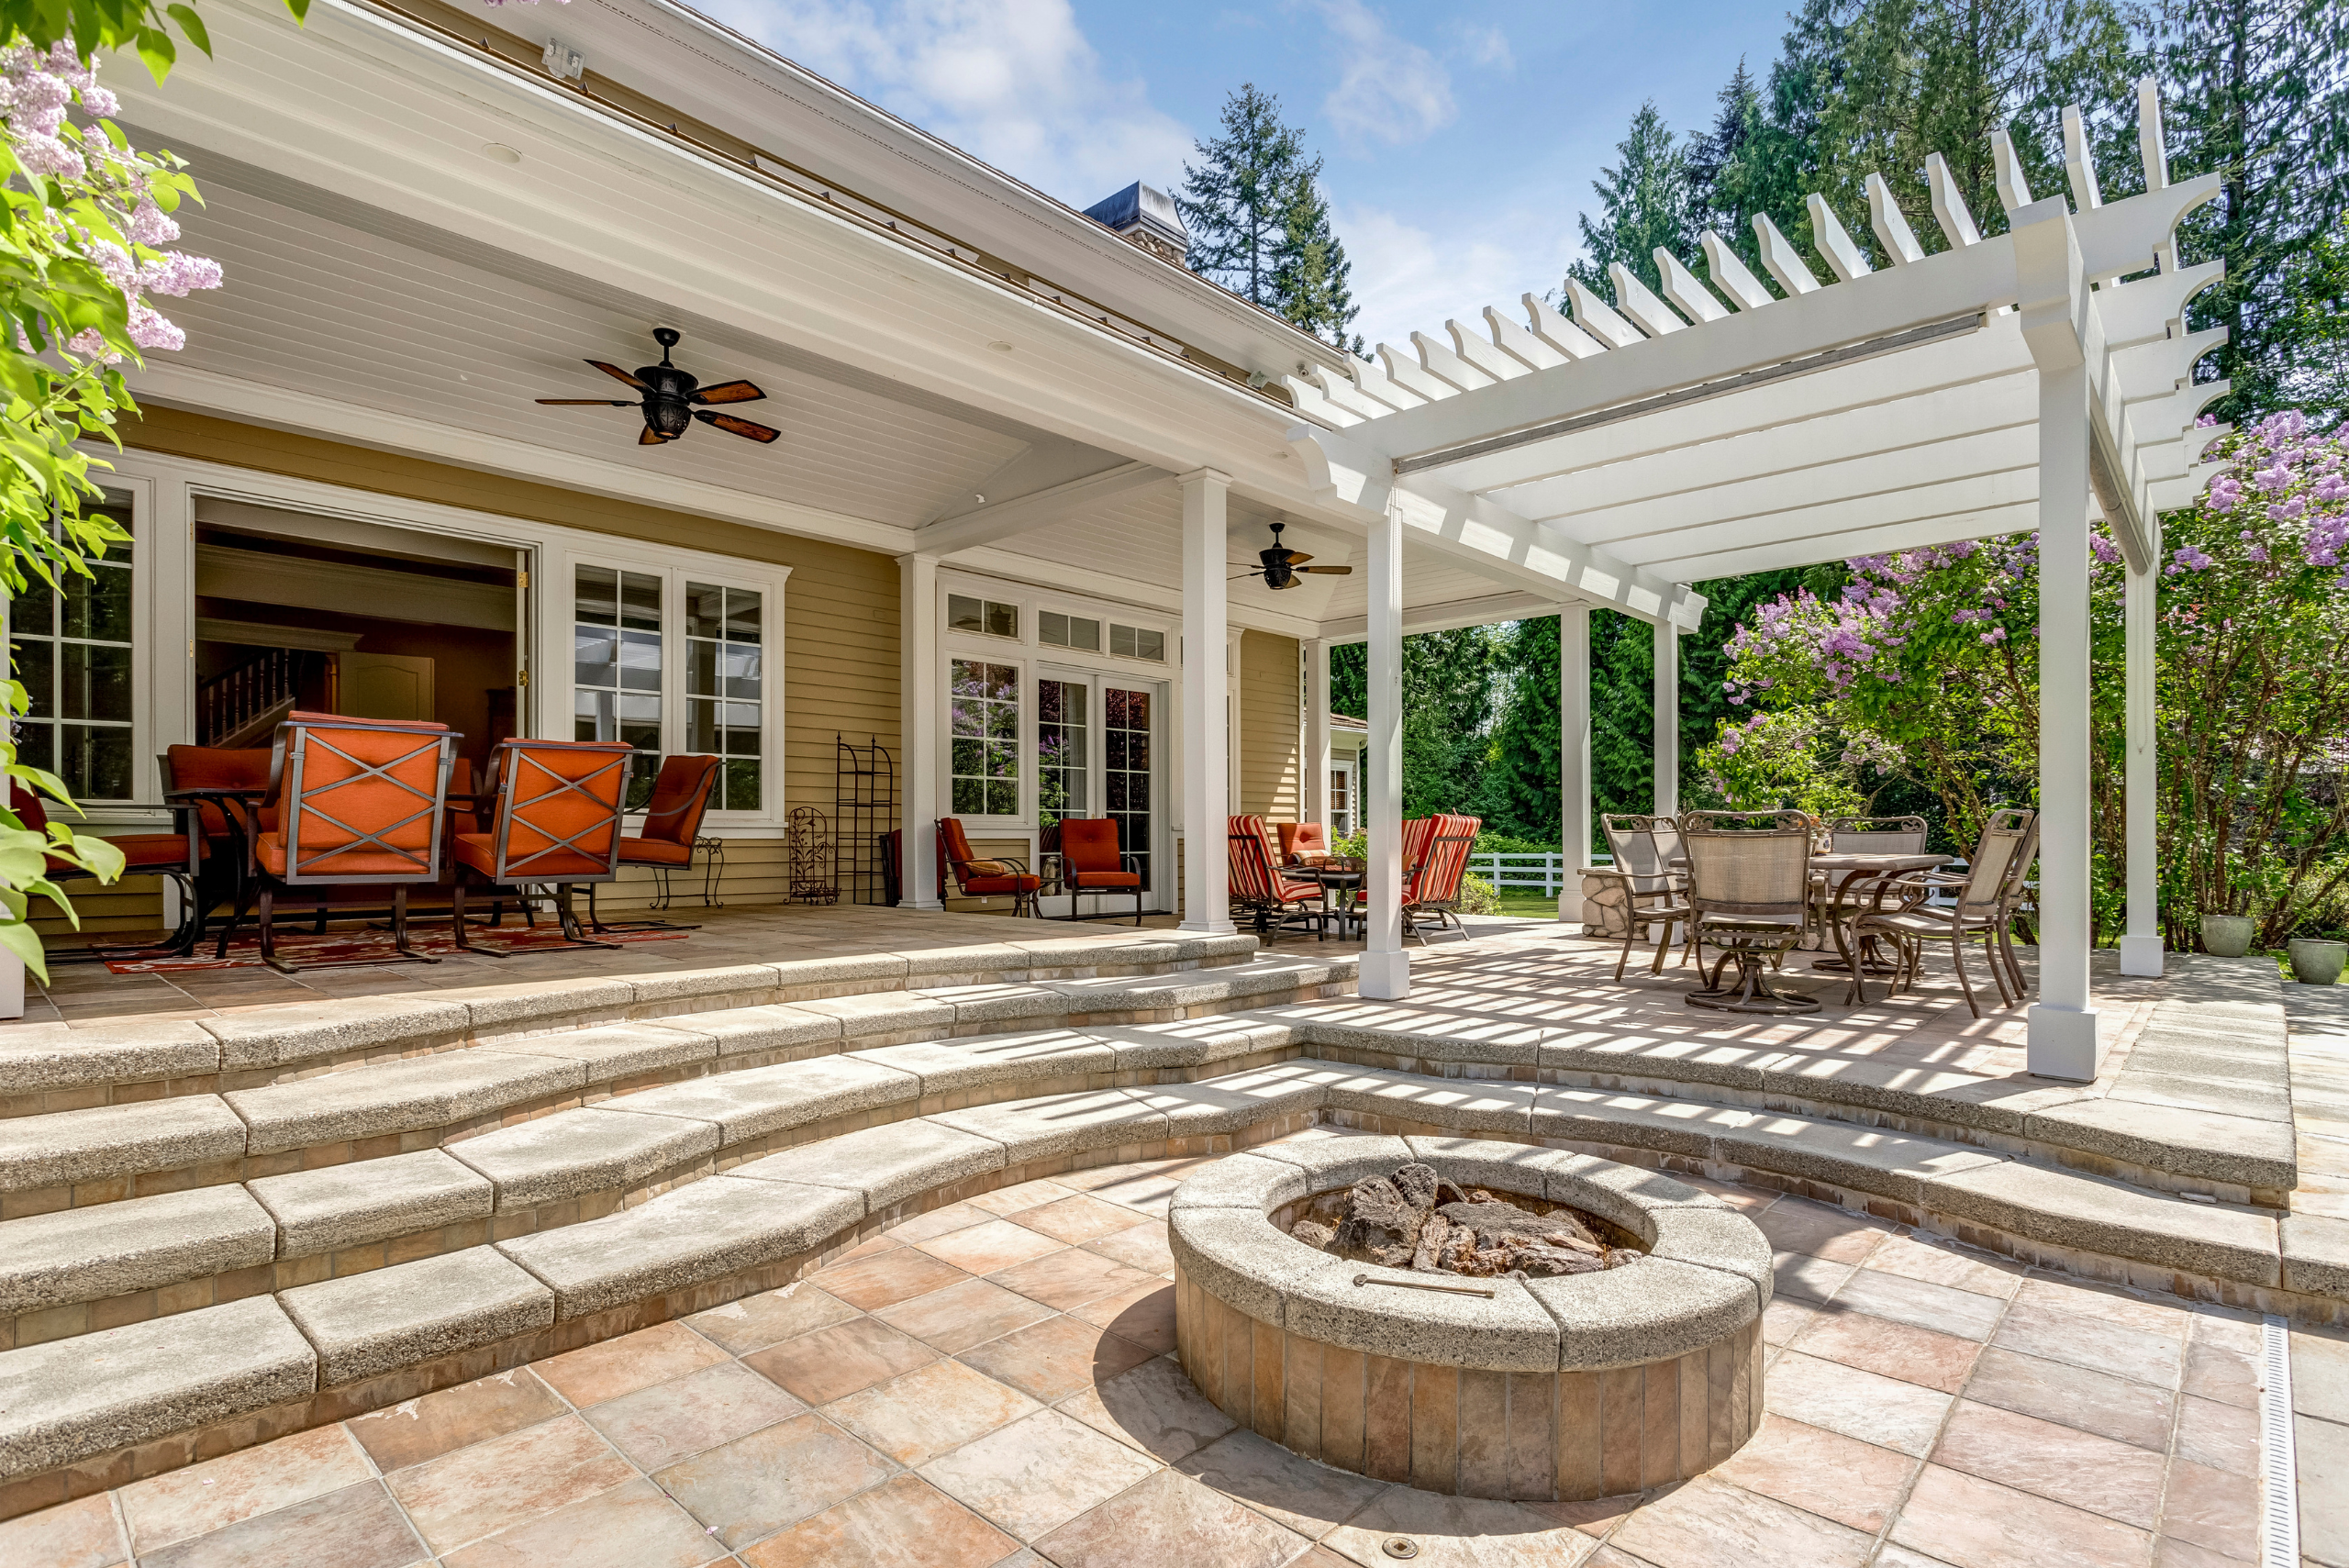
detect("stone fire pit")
[1168,1135,1773,1501]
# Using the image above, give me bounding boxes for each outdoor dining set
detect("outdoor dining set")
[1591,808,2041,1018]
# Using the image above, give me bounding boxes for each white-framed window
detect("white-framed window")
[1109,622,1164,661]
[685,581,765,812]
[949,656,1021,817]
[573,564,665,808]
[1330,759,1356,838]
[948,593,1018,639]
[10,491,140,802]
[1039,610,1099,651]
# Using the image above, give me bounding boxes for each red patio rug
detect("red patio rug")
[99,925,690,973]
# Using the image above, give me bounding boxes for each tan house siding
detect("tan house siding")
[1239,629,1301,821]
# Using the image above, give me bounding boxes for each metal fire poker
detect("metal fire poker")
[1351,1271,1496,1299]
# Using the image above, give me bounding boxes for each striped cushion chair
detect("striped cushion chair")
[1401,813,1481,943]
[1228,815,1323,939]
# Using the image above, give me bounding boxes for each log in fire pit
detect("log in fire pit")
[1282,1161,1643,1278]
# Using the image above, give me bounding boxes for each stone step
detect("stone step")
[0,1053,2340,1514]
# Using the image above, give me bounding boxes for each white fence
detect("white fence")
[1469,851,1591,895]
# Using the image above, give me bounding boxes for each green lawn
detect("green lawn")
[1492,888,1564,919]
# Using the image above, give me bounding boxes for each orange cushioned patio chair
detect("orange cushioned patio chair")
[11,779,208,962]
[589,752,722,932]
[1229,814,1324,939]
[937,817,1041,917]
[1056,817,1143,925]
[1400,813,1481,944]
[451,738,635,952]
[1277,821,1331,867]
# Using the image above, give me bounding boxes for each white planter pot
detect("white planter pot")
[0,948,23,1020]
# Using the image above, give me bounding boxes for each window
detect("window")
[950,659,1019,815]
[1037,678,1088,827]
[1330,762,1354,838]
[1105,685,1152,888]
[12,496,135,800]
[685,582,763,812]
[1109,622,1164,662]
[574,564,662,808]
[1039,611,1100,651]
[948,594,1018,639]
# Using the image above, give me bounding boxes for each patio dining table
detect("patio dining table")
[1808,851,1950,976]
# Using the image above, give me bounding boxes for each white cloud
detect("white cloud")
[1336,202,1574,352]
[1455,23,1512,72]
[1311,0,1454,147]
[694,0,1194,204]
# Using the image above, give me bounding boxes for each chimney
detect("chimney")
[1083,183,1188,265]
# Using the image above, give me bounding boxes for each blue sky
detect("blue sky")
[692,0,1795,349]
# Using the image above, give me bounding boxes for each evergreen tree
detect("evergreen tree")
[1686,61,1764,242]
[1270,166,1364,352]
[1566,101,1694,296]
[1178,84,1308,310]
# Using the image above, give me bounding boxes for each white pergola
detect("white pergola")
[1283,83,2226,1081]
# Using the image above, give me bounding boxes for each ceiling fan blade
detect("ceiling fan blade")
[1229,571,1267,582]
[1300,565,1353,574]
[695,410,782,443]
[588,360,651,390]
[691,380,766,406]
[1280,550,1314,565]
[638,427,672,445]
[537,398,635,406]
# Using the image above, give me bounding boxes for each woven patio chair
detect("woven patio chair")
[1229,815,1324,939]
[1680,809,1819,1014]
[450,738,635,952]
[1591,813,1695,981]
[1825,815,1930,854]
[1844,807,2036,1016]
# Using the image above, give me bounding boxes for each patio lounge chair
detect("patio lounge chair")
[451,738,635,952]
[1846,807,2038,1017]
[938,817,1041,917]
[1681,809,1818,1014]
[1400,813,1481,943]
[1592,813,1694,980]
[1057,817,1144,925]
[1229,815,1323,938]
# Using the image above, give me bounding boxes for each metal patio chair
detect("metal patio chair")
[451,738,634,952]
[1057,817,1144,925]
[1847,808,2038,1016]
[1592,812,1695,981]
[938,817,1042,917]
[1229,815,1323,939]
[1681,809,1819,1015]
[1400,813,1481,943]
[589,752,722,932]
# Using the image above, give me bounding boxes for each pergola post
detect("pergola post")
[896,550,943,909]
[1653,621,1679,817]
[1561,606,1592,918]
[1307,639,1332,831]
[2119,557,2163,975]
[1178,469,1236,935]
[1362,495,1409,997]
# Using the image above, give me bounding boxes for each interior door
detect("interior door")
[338,652,435,721]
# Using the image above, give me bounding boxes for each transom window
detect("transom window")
[1039,611,1100,651]
[11,496,135,801]
[1109,623,1164,662]
[950,659,1019,815]
[948,594,1018,639]
[685,582,763,811]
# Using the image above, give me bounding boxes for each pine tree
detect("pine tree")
[1270,166,1364,352]
[1177,84,1308,310]
[1566,101,1695,295]
[1686,61,1764,242]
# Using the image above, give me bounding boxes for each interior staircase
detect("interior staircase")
[0,928,2336,1521]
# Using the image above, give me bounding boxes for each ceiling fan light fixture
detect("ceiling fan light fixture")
[531,329,778,450]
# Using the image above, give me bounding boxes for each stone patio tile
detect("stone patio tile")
[534,1320,731,1407]
[878,1199,996,1243]
[684,1282,862,1357]
[1771,1251,1856,1304]
[967,1177,1086,1215]
[579,1360,806,1472]
[386,1414,635,1555]
[121,1423,374,1553]
[1888,1464,2154,1568]
[440,1476,725,1568]
[2180,1319,2262,1410]
[1069,1278,1177,1354]
[737,1473,1018,1568]
[1709,1413,1916,1535]
[824,1357,1042,1465]
[1788,1306,1982,1393]
[2299,1411,2349,1568]
[345,1368,567,1473]
[1861,1233,2025,1299]
[989,1245,1164,1312]
[1762,1349,1954,1457]
[1750,1198,1890,1262]
[1930,1399,2165,1528]
[916,1408,1159,1542]
[1326,1487,1608,1567]
[1828,1267,2007,1340]
[957,1314,1158,1403]
[2168,1394,2259,1479]
[2152,1457,2259,1561]
[284,1246,555,1387]
[0,1096,248,1194]
[1959,1346,2176,1451]
[1990,1298,2183,1389]
[909,1218,1066,1275]
[0,1492,121,1568]
[1173,1427,1386,1536]
[812,1243,972,1310]
[1008,1192,1149,1243]
[1038,1467,1308,1568]
[1085,1218,1176,1274]
[2009,1275,2194,1337]
[139,1480,425,1568]
[873,1275,1059,1354]
[743,1317,938,1406]
[2292,1327,2349,1425]
[1058,1352,1237,1462]
[1763,1296,1830,1344]
[653,1413,896,1550]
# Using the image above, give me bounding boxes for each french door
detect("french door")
[1036,667,1163,913]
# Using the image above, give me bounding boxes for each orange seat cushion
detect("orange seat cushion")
[257,830,437,879]
[960,874,1040,895]
[1067,870,1141,888]
[110,835,196,871]
[454,831,615,881]
[618,835,696,867]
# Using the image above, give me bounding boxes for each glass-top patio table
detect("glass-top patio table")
[1809,851,1950,976]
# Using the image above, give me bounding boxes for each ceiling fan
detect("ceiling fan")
[1231,521,1353,591]
[535,327,779,447]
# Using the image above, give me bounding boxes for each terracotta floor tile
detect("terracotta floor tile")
[910,1218,1067,1275]
[582,1360,808,1472]
[2289,1327,2349,1425]
[653,1414,896,1550]
[915,1408,1158,1542]
[1889,1464,2154,1568]
[1078,1171,1191,1217]
[346,1368,569,1473]
[832,1231,904,1264]
[1752,1199,1889,1263]
[1173,1427,1386,1537]
[1930,1399,2165,1529]
[957,1315,1158,1403]
[1008,1193,1149,1244]
[881,1202,996,1245]
[439,1477,725,1568]
[2153,1458,2258,1560]
[535,1320,733,1407]
[2170,1393,2260,1479]
[123,1424,375,1553]
[386,1414,636,1555]
[1763,1349,1954,1457]
[139,1481,424,1568]
[1772,1252,1856,1304]
[968,1180,1083,1217]
[1828,1268,2007,1341]
[1325,1487,1605,1567]
[1058,1353,1237,1462]
[737,1473,1019,1568]
[686,1283,863,1357]
[0,1493,124,1568]
[988,1247,1162,1312]
[1789,1307,1983,1393]
[1860,1234,2024,1299]
[824,1358,1042,1465]
[746,1318,940,1406]
[1082,1219,1175,1275]
[872,1276,1058,1354]
[1961,1347,2176,1451]
[1037,1467,1308,1568]
[1068,1279,1176,1353]
[1709,1413,1917,1534]
[815,1248,974,1312]
[1992,1300,2183,1390]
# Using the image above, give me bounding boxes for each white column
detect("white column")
[1307,639,1332,829]
[896,551,943,909]
[2029,356,2101,1077]
[1653,620,1679,817]
[1560,606,1592,920]
[2119,554,2163,976]
[1178,469,1236,934]
[1362,497,1409,996]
